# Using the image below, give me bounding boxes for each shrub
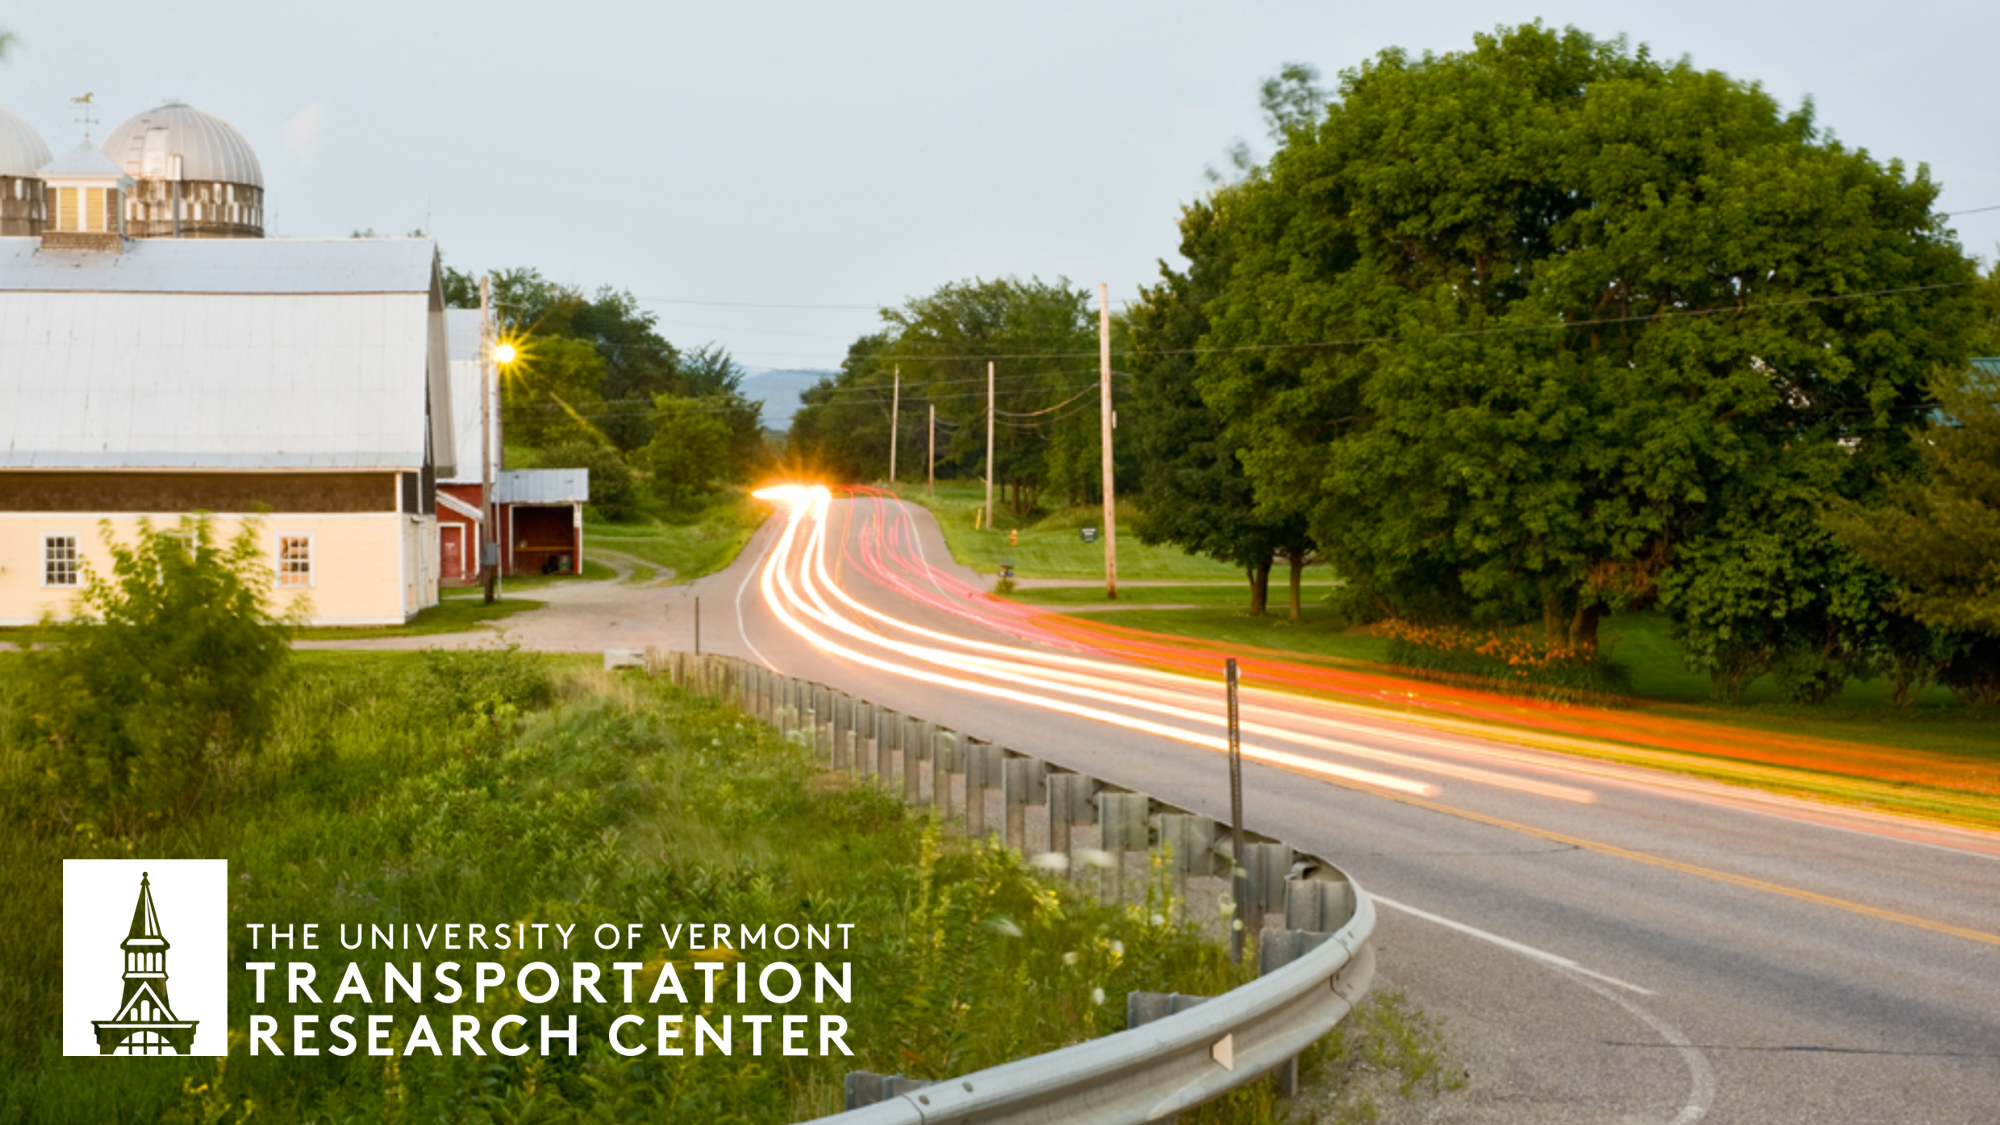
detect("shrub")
[6,516,299,834]
[1378,619,1632,705]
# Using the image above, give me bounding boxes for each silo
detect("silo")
[100,101,264,238]
[0,106,53,236]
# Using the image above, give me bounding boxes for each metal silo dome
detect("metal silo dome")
[100,100,264,238]
[101,101,263,187]
[0,105,53,177]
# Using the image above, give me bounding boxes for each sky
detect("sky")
[4,1,1997,372]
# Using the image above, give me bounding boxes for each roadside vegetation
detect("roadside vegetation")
[0,522,1387,1123]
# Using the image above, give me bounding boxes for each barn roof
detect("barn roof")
[0,238,454,474]
[497,468,589,505]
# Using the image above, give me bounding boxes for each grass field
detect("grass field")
[0,650,1303,1124]
[301,596,545,639]
[1020,603,2000,821]
[1007,583,1342,608]
[898,484,1244,582]
[586,489,769,583]
[5,597,549,645]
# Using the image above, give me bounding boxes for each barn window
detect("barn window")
[278,535,313,588]
[42,535,79,587]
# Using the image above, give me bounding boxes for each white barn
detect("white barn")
[0,236,455,625]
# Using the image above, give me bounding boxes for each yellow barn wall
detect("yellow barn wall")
[0,513,431,626]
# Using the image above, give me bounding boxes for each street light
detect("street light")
[478,279,523,604]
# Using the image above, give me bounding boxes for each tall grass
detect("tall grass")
[0,651,1264,1124]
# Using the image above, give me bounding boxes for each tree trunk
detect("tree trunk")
[1287,550,1306,623]
[1566,601,1601,653]
[1247,559,1272,617]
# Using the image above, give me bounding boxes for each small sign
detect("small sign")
[1079,527,1099,544]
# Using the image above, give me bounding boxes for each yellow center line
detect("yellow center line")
[1351,783,2000,949]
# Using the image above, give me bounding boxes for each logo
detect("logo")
[63,859,228,1056]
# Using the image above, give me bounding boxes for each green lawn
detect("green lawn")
[1008,583,1341,608]
[586,489,770,583]
[440,557,619,595]
[301,596,544,639]
[6,597,547,646]
[898,483,1245,581]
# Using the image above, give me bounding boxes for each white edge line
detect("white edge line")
[733,518,777,669]
[1371,893,1655,996]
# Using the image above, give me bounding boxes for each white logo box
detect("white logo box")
[63,859,229,1057]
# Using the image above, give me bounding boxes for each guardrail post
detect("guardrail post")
[1157,812,1220,922]
[1097,791,1151,904]
[864,703,878,776]
[1240,842,1294,936]
[876,709,897,789]
[1285,872,1358,933]
[903,718,930,806]
[964,740,1002,839]
[1001,755,1045,854]
[1157,813,1220,876]
[830,695,850,771]
[930,728,956,817]
[1045,772,1098,878]
[1257,927,1335,1099]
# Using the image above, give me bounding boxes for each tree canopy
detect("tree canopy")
[1190,24,1979,656]
[789,277,1123,510]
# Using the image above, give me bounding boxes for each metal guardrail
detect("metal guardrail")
[650,650,1378,1125]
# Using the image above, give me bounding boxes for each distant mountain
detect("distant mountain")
[739,367,834,432]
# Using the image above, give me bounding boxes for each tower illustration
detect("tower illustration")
[91,872,198,1055]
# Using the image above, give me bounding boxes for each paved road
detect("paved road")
[674,491,2000,1125]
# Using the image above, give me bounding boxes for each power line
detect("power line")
[639,296,882,310]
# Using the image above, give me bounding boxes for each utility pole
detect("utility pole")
[480,276,498,605]
[927,402,936,497]
[985,360,995,531]
[889,365,900,486]
[1226,658,1245,963]
[1099,282,1118,599]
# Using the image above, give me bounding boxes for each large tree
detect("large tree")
[1128,197,1317,619]
[1198,24,1979,652]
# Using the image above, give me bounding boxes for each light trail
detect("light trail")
[749,486,1617,803]
[752,486,1438,795]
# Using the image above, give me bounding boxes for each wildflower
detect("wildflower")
[1091,987,1106,1005]
[1062,951,1082,966]
[1029,852,1071,872]
[1074,848,1116,869]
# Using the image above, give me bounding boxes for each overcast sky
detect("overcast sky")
[4,2,1996,371]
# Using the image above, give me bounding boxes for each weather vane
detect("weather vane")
[71,92,96,140]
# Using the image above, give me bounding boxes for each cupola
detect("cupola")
[37,141,132,251]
